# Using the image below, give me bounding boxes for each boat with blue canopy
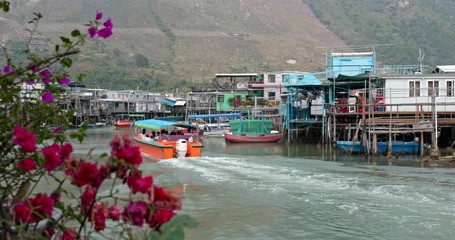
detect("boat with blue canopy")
[132,119,203,160]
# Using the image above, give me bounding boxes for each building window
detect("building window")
[428,81,439,96]
[269,75,276,83]
[217,95,224,103]
[268,92,276,100]
[448,81,454,97]
[409,81,420,97]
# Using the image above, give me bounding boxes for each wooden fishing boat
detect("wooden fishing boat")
[114,114,145,129]
[336,141,421,154]
[224,132,283,143]
[224,119,283,143]
[132,119,203,160]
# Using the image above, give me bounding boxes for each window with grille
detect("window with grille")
[409,81,420,97]
[428,81,439,96]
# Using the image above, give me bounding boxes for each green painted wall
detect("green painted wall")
[216,92,249,111]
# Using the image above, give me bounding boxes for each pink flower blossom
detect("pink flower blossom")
[103,18,113,29]
[13,202,33,223]
[13,125,37,153]
[97,27,113,38]
[127,173,153,194]
[42,92,54,103]
[148,209,175,230]
[60,229,78,240]
[92,203,108,232]
[39,69,52,78]
[59,77,71,84]
[29,65,39,73]
[17,158,37,172]
[81,186,96,214]
[122,201,149,227]
[42,78,52,84]
[3,65,11,73]
[108,204,121,221]
[96,11,103,21]
[110,134,143,166]
[13,194,55,223]
[88,27,97,38]
[41,143,73,172]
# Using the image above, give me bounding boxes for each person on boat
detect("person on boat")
[141,129,146,137]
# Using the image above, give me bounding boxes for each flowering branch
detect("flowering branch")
[0,4,196,239]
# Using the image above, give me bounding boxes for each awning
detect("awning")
[174,101,186,106]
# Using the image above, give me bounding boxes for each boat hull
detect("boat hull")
[133,135,203,160]
[224,133,283,143]
[336,141,421,154]
[114,120,133,129]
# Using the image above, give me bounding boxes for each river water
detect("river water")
[69,128,455,240]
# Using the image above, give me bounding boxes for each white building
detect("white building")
[383,74,455,112]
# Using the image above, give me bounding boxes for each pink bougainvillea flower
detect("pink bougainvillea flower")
[91,203,108,232]
[29,65,39,73]
[39,69,52,78]
[17,158,37,172]
[59,77,71,84]
[103,18,113,29]
[61,229,78,240]
[81,186,96,214]
[60,143,73,161]
[42,92,54,103]
[53,127,64,134]
[96,10,103,21]
[12,202,33,223]
[30,193,55,219]
[88,27,97,38]
[122,201,149,227]
[65,162,109,188]
[116,146,142,165]
[110,134,143,166]
[13,125,37,153]
[153,186,182,211]
[3,65,11,73]
[108,204,121,221]
[41,143,72,172]
[97,27,113,38]
[148,209,175,230]
[127,173,153,194]
[42,78,52,84]
[13,194,55,223]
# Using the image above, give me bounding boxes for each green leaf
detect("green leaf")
[1,1,10,12]
[71,29,81,37]
[60,36,71,44]
[60,58,72,68]
[55,44,60,52]
[157,215,198,240]
[78,73,87,81]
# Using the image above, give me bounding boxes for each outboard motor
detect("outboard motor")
[176,139,188,158]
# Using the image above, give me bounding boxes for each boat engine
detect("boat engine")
[176,139,188,158]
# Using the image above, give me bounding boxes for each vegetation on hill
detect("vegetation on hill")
[3,0,454,91]
[303,0,455,67]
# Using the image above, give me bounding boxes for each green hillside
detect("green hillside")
[303,0,455,66]
[2,0,454,91]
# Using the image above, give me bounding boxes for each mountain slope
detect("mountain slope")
[303,0,455,66]
[1,0,348,89]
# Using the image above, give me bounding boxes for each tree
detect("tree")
[134,53,150,68]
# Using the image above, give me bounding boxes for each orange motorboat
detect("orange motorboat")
[132,119,203,161]
[114,114,145,129]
